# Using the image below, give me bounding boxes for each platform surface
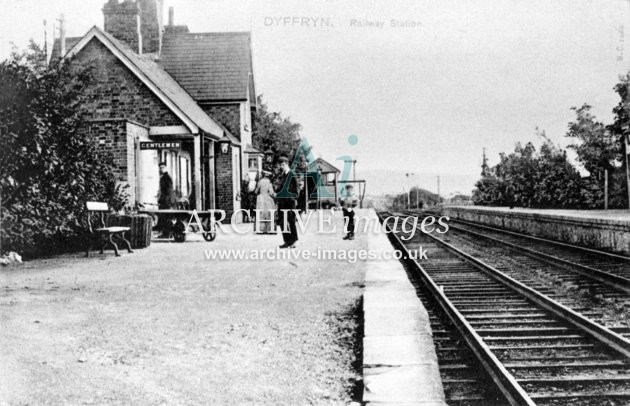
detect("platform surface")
[363,211,446,405]
[1,210,369,405]
[447,205,630,221]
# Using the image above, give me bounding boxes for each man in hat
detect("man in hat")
[275,156,299,248]
[157,161,175,238]
[340,184,359,240]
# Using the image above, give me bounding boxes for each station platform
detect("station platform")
[362,210,446,405]
[442,205,630,255]
[0,209,443,405]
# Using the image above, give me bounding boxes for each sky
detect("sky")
[2,0,630,195]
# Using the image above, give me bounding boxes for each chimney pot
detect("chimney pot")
[168,7,174,26]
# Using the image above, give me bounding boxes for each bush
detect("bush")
[0,42,125,257]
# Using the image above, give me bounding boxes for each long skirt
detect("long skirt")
[255,195,276,233]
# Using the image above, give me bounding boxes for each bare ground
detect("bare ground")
[0,219,365,405]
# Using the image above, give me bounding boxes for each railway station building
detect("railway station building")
[52,0,259,214]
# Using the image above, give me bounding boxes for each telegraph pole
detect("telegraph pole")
[43,20,47,63]
[416,183,419,209]
[406,173,414,209]
[57,14,66,56]
[437,175,441,206]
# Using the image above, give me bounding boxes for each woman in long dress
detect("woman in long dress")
[254,171,276,234]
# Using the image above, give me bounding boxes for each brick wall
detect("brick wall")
[201,103,241,139]
[215,143,234,212]
[84,119,136,204]
[75,38,184,127]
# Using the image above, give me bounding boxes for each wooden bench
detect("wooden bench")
[85,202,134,257]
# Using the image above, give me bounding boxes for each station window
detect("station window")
[248,156,258,171]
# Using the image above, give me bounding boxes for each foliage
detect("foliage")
[565,99,628,209]
[252,95,308,171]
[474,69,630,210]
[566,104,620,174]
[0,41,125,257]
[608,72,630,208]
[472,136,583,208]
[388,187,441,209]
[610,72,630,144]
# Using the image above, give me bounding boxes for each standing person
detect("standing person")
[275,156,299,248]
[340,184,359,240]
[254,171,276,234]
[240,175,252,223]
[297,176,307,216]
[505,178,516,209]
[157,161,175,238]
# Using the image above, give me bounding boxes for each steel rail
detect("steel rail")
[378,212,535,406]
[451,217,630,264]
[418,225,630,359]
[447,222,630,294]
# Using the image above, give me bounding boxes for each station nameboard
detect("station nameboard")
[140,141,181,150]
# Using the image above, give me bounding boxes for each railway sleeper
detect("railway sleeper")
[520,378,630,396]
[512,367,630,380]
[475,326,573,335]
[530,391,630,406]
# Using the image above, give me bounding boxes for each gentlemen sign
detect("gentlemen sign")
[140,141,181,150]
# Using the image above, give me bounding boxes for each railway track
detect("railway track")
[429,212,630,291]
[400,258,508,405]
[398,210,630,335]
[380,211,630,405]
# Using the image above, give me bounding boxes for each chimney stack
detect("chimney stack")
[103,0,142,54]
[164,6,189,36]
[138,0,163,54]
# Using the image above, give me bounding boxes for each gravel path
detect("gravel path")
[1,214,365,405]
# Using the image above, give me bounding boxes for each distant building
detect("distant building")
[52,0,259,213]
[315,157,340,208]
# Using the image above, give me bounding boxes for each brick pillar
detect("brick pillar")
[215,143,234,213]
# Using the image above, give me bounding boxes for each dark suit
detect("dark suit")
[158,171,174,236]
[158,172,174,209]
[276,169,299,245]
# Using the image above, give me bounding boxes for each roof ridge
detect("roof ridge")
[71,26,225,138]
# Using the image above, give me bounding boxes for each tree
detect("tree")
[387,187,440,209]
[566,103,626,208]
[472,136,583,209]
[252,95,303,170]
[0,41,124,256]
[609,73,630,208]
[532,139,583,208]
[566,104,619,174]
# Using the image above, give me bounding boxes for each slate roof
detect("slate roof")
[159,32,254,102]
[65,26,226,139]
[316,157,340,174]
